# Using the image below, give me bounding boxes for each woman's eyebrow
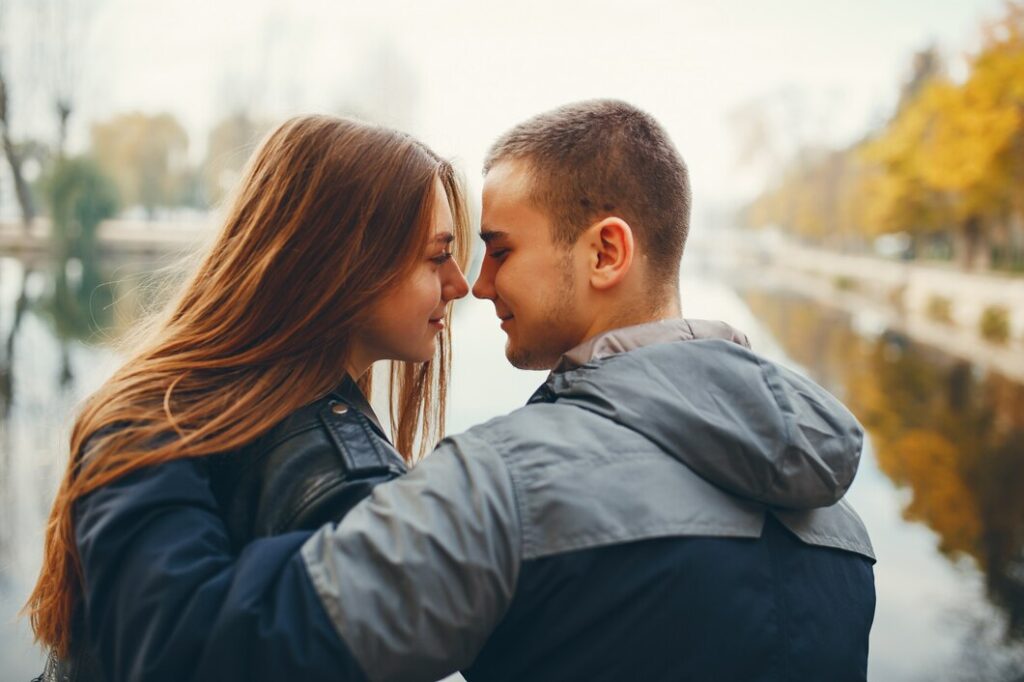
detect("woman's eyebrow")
[433,232,455,245]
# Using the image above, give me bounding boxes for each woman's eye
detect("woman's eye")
[431,251,453,265]
[488,249,508,260]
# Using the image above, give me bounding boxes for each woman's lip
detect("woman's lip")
[429,318,445,329]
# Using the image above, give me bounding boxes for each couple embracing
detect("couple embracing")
[28,100,875,682]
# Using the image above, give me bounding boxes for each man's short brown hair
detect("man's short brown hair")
[484,99,691,283]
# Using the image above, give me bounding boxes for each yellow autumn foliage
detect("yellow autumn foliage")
[747,1,1024,257]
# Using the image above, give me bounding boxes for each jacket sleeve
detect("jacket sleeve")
[300,430,523,682]
[75,457,368,682]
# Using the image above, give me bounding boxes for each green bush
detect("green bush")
[44,157,119,341]
[979,306,1010,344]
[926,295,953,325]
[47,156,119,260]
[833,275,857,291]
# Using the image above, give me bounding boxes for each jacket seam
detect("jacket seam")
[455,429,525,653]
[755,355,796,499]
[782,531,874,558]
[354,411,393,467]
[836,498,864,526]
[523,521,763,560]
[297,557,371,681]
[767,520,794,681]
[485,428,528,577]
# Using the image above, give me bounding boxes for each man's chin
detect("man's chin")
[505,340,558,371]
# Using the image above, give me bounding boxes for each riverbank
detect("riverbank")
[695,228,1024,383]
[0,218,210,261]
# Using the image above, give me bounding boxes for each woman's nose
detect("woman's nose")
[443,260,470,301]
[472,260,495,301]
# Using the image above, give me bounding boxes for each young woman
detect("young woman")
[25,114,471,681]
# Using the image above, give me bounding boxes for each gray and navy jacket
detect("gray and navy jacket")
[74,319,875,682]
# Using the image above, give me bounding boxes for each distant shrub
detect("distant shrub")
[926,296,953,325]
[46,156,119,261]
[44,157,119,342]
[834,275,857,291]
[979,306,1010,344]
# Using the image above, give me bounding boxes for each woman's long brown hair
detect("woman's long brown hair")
[25,114,471,656]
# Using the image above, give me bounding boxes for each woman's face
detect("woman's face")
[349,178,469,376]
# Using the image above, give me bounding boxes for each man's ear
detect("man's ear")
[585,217,634,291]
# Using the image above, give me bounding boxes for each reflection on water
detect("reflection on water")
[0,251,179,679]
[741,288,1024,680]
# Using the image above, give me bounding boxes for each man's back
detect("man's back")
[467,508,873,681]
[300,322,875,681]
[459,327,875,679]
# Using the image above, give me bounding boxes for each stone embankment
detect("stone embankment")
[696,228,1024,383]
[0,218,210,261]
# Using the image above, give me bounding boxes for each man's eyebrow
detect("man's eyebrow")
[479,229,508,244]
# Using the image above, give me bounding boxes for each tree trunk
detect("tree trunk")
[1,130,34,229]
[56,98,71,159]
[0,67,35,231]
[959,214,990,271]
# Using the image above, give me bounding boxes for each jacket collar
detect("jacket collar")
[333,374,387,438]
[553,318,751,373]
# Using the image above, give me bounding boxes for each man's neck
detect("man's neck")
[554,317,751,373]
[579,298,681,345]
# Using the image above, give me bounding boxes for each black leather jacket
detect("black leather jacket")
[37,376,404,682]
[209,376,407,548]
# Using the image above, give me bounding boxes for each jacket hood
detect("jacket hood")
[536,325,864,509]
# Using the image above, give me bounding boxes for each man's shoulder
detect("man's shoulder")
[457,401,578,446]
[438,401,765,563]
[452,399,648,464]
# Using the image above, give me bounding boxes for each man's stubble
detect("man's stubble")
[505,256,580,371]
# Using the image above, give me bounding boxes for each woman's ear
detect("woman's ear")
[586,217,635,291]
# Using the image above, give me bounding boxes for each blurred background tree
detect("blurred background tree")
[203,111,271,207]
[90,112,189,219]
[44,155,118,382]
[741,1,1024,272]
[46,156,117,270]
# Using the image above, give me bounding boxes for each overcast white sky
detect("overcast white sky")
[10,0,1008,214]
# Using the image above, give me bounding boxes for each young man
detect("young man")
[298,100,876,680]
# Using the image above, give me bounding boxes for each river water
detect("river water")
[1,249,1022,681]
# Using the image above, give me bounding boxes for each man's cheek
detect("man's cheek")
[496,265,517,296]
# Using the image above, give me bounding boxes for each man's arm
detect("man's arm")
[301,430,522,681]
[76,431,519,682]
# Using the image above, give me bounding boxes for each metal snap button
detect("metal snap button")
[331,403,349,415]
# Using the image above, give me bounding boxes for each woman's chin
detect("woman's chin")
[393,341,437,365]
